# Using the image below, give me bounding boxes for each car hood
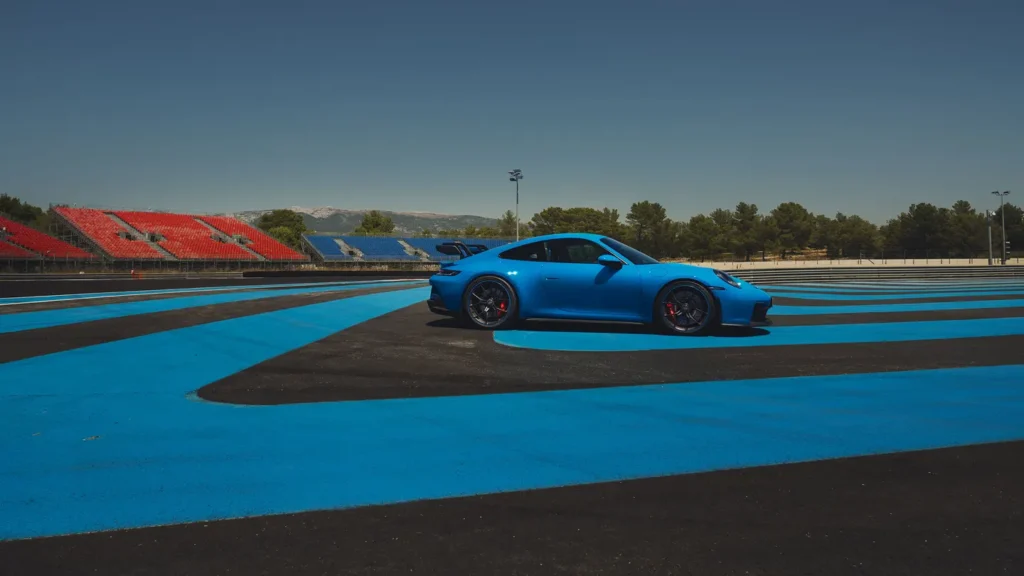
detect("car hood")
[646,262,720,279]
[644,262,761,290]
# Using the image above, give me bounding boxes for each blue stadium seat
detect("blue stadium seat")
[340,236,418,260]
[306,235,513,261]
[304,235,352,261]
[404,237,513,260]
[404,237,456,259]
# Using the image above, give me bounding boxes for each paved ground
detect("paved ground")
[1,277,1022,575]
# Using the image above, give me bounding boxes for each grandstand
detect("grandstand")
[49,206,308,264]
[0,215,95,260]
[199,215,308,261]
[302,235,354,261]
[301,234,514,263]
[2,204,514,271]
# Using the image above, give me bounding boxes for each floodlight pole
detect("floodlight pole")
[993,190,1010,264]
[508,169,523,241]
[987,210,994,266]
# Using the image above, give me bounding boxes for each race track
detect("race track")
[1,277,1022,575]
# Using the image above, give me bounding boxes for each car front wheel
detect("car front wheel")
[654,280,717,335]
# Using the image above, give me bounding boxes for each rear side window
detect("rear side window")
[499,241,548,262]
[546,238,611,264]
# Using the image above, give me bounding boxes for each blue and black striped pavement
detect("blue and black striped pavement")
[1,277,1022,575]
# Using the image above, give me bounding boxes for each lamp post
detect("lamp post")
[987,210,994,266]
[992,190,1010,264]
[508,169,523,241]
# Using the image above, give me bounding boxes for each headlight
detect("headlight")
[714,269,741,288]
[435,268,461,276]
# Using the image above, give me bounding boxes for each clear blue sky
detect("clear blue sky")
[2,0,1021,224]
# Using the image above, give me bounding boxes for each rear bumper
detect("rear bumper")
[427,286,458,317]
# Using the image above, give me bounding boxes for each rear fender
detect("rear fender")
[460,272,524,320]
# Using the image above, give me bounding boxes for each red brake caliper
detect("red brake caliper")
[665,301,675,318]
[498,301,507,316]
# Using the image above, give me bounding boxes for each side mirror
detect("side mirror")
[597,254,622,267]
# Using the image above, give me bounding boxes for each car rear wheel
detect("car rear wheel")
[462,275,518,330]
[654,280,717,335]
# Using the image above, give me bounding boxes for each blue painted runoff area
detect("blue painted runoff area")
[1,298,1022,540]
[772,298,1024,315]
[0,280,426,334]
[761,283,1024,294]
[768,280,1024,289]
[767,289,1024,301]
[494,317,1024,351]
[0,278,423,306]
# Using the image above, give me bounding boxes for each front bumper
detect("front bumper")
[720,294,773,327]
[749,299,773,326]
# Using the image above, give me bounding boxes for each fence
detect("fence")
[729,265,1024,285]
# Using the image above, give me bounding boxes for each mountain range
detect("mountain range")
[227,207,499,235]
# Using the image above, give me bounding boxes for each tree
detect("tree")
[353,210,395,235]
[835,214,881,258]
[708,208,737,258]
[732,202,761,261]
[993,203,1023,257]
[255,209,306,247]
[626,201,669,255]
[810,214,839,257]
[497,210,517,237]
[684,214,719,261]
[946,201,986,258]
[0,194,49,232]
[528,206,625,238]
[886,203,947,255]
[752,215,779,261]
[769,202,814,258]
[266,226,299,247]
[257,209,306,235]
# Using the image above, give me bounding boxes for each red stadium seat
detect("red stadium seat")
[0,239,39,258]
[53,207,166,260]
[112,211,256,260]
[0,216,94,259]
[199,216,307,261]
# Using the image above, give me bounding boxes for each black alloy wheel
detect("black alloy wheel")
[654,281,717,335]
[462,276,518,329]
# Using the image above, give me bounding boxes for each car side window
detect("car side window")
[547,239,611,264]
[499,241,548,262]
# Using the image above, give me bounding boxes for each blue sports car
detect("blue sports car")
[427,233,772,335]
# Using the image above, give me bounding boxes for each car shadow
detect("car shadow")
[425,318,770,338]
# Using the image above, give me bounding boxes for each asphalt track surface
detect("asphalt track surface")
[1,277,1023,575]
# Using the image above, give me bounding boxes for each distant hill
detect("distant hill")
[226,207,499,235]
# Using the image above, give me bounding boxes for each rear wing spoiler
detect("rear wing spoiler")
[436,241,489,260]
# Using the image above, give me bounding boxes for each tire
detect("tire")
[653,280,718,335]
[461,275,519,330]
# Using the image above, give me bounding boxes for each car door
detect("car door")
[495,239,553,317]
[540,238,642,320]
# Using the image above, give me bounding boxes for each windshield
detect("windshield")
[600,237,659,265]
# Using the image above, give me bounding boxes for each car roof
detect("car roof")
[504,232,607,245]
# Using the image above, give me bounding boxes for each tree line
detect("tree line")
[358,200,1022,261]
[0,194,51,231]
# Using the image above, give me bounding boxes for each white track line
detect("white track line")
[0,278,426,307]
